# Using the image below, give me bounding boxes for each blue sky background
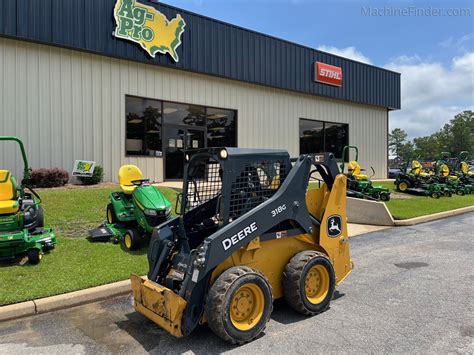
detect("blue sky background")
[165,0,473,139]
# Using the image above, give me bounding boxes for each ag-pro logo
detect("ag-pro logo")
[113,0,186,62]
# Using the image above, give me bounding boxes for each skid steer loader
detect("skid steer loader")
[130,147,353,344]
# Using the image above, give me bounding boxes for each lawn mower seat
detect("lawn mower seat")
[347,161,367,180]
[460,162,473,177]
[439,164,450,177]
[0,170,19,214]
[411,161,430,177]
[118,165,143,194]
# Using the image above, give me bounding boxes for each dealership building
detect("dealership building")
[0,0,400,182]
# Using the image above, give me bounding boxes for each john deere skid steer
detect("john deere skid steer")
[130,148,353,344]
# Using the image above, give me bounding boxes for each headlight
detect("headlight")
[144,209,157,216]
[219,148,228,159]
[165,206,172,215]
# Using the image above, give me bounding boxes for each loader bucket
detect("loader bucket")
[130,274,187,337]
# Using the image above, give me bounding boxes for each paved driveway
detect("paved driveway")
[0,213,473,354]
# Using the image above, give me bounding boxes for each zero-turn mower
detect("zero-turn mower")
[433,153,471,196]
[395,159,448,198]
[130,147,353,344]
[89,165,172,250]
[0,136,56,264]
[339,146,391,201]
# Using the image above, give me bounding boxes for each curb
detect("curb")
[0,279,131,322]
[393,206,474,226]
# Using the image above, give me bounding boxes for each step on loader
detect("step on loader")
[130,147,353,344]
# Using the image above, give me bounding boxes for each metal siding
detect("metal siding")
[1,38,389,182]
[1,0,400,109]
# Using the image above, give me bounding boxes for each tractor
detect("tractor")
[89,165,172,250]
[130,147,353,344]
[0,136,56,264]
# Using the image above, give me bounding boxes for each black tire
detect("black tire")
[380,192,390,201]
[456,189,465,196]
[35,206,45,228]
[106,203,118,224]
[206,266,273,344]
[122,229,140,251]
[431,192,440,199]
[283,251,335,316]
[444,190,452,198]
[27,248,42,265]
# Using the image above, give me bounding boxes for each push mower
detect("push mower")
[339,146,391,201]
[0,136,56,264]
[89,165,172,250]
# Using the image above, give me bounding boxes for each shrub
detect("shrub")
[29,168,69,188]
[78,165,104,185]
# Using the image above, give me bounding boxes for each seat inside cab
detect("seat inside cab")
[347,161,367,180]
[0,170,19,214]
[118,165,143,194]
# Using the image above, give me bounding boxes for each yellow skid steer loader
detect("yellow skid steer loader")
[131,147,353,344]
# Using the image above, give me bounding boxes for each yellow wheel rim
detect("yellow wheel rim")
[305,265,329,304]
[124,233,132,249]
[399,182,408,191]
[230,283,264,331]
[107,209,113,224]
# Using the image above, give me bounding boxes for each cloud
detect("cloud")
[385,51,474,138]
[316,45,372,64]
[439,33,473,53]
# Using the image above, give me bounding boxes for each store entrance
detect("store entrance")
[164,126,206,180]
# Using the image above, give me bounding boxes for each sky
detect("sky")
[164,0,473,139]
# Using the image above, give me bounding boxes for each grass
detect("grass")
[360,181,474,220]
[0,185,178,306]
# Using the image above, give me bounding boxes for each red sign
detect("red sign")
[315,62,343,87]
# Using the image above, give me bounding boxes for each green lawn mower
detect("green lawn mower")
[340,146,391,201]
[0,136,56,264]
[395,158,450,198]
[89,165,172,251]
[434,153,472,196]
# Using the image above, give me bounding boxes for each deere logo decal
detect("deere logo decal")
[113,0,186,62]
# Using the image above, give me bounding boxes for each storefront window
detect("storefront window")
[126,97,162,156]
[207,108,237,147]
[163,102,206,126]
[299,119,348,159]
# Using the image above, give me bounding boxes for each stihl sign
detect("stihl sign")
[315,62,343,87]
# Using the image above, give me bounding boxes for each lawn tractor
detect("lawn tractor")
[130,147,353,344]
[395,159,449,198]
[339,146,391,201]
[89,165,172,250]
[0,136,56,264]
[457,151,474,185]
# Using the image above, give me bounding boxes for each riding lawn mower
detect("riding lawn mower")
[130,147,353,344]
[339,146,391,201]
[0,136,56,264]
[89,165,172,251]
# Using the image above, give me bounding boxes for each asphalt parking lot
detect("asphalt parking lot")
[0,213,473,354]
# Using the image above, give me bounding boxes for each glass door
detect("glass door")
[164,127,206,179]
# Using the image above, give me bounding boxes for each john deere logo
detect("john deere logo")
[113,0,186,62]
[327,215,342,238]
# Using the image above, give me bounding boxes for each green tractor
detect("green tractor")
[0,136,56,264]
[339,146,391,201]
[89,165,172,251]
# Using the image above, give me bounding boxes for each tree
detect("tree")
[412,135,441,160]
[446,110,474,155]
[389,128,408,158]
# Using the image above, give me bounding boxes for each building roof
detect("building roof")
[0,0,400,109]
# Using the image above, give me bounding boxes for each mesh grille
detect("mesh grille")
[229,161,286,220]
[185,158,222,212]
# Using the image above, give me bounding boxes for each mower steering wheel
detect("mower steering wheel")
[131,179,150,186]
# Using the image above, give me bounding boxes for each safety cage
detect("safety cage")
[179,148,292,228]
